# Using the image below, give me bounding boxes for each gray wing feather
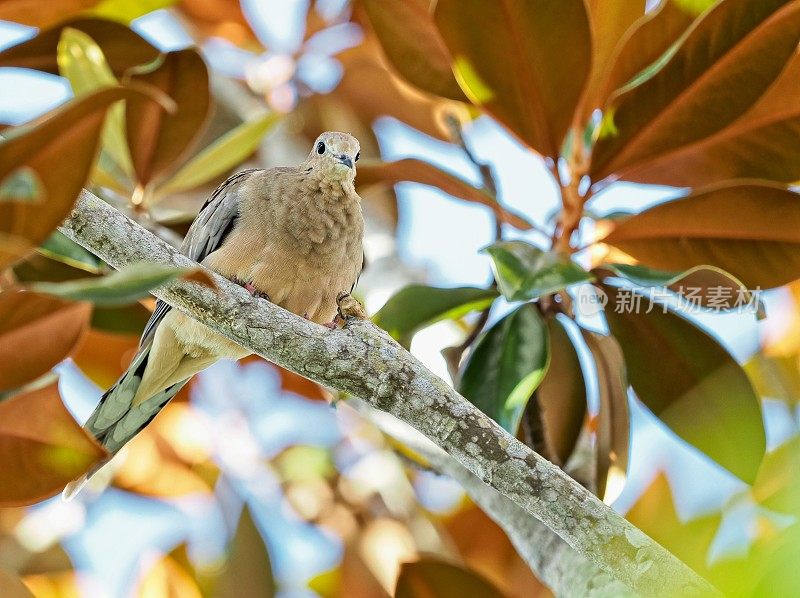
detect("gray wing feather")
[139,169,259,347]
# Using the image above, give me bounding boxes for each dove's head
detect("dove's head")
[306,132,360,182]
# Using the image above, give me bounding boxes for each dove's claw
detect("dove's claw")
[336,292,367,321]
[322,321,338,329]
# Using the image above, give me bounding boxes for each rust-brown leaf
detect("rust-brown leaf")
[581,328,629,502]
[619,50,800,186]
[0,87,147,269]
[536,316,587,466]
[395,559,505,598]
[0,0,100,28]
[362,0,467,102]
[598,0,698,106]
[0,382,107,506]
[601,182,800,289]
[0,290,91,392]
[72,326,140,389]
[126,49,211,185]
[0,18,160,75]
[434,0,592,158]
[592,0,800,181]
[356,158,532,230]
[579,0,646,122]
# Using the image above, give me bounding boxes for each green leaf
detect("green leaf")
[90,0,176,23]
[30,262,203,306]
[600,181,800,289]
[39,231,103,273]
[601,283,765,483]
[744,354,800,407]
[458,304,549,434]
[483,241,593,302]
[91,302,152,335]
[373,285,498,348]
[157,112,280,196]
[57,27,134,180]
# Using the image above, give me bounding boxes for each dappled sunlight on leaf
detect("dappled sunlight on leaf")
[0,382,106,506]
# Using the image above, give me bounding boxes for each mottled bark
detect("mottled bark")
[58,190,718,597]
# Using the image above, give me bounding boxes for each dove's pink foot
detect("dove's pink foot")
[322,321,338,329]
[231,277,269,300]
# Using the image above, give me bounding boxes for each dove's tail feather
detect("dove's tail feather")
[62,343,189,501]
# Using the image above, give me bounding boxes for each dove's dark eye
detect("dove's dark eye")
[354,151,360,162]
[316,141,326,154]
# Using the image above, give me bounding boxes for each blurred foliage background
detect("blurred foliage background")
[1,0,800,596]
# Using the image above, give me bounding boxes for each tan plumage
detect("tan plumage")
[63,132,364,498]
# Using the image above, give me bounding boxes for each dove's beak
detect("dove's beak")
[337,155,353,169]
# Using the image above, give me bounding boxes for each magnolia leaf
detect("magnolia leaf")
[73,327,140,389]
[483,240,593,301]
[602,283,765,483]
[362,0,467,101]
[0,87,146,269]
[601,182,800,289]
[752,436,800,515]
[91,302,152,335]
[0,0,101,28]
[0,166,44,203]
[581,328,629,502]
[0,17,160,75]
[0,290,91,392]
[157,112,280,196]
[536,316,587,466]
[620,50,800,186]
[458,304,549,434]
[213,507,275,598]
[90,0,176,22]
[126,48,211,186]
[395,559,504,598]
[579,0,646,122]
[626,473,721,575]
[57,27,135,179]
[434,0,591,158]
[744,354,800,407]
[357,158,533,230]
[599,0,700,103]
[0,382,107,506]
[39,231,104,273]
[597,263,760,313]
[592,0,800,181]
[373,285,498,348]
[30,262,215,306]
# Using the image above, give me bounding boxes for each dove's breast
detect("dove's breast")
[205,172,364,325]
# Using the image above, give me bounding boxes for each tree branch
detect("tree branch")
[360,406,638,597]
[58,190,717,597]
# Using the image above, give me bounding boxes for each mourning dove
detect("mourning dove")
[64,132,365,498]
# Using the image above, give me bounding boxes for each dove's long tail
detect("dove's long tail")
[62,343,190,501]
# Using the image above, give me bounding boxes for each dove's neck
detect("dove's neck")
[304,169,356,199]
